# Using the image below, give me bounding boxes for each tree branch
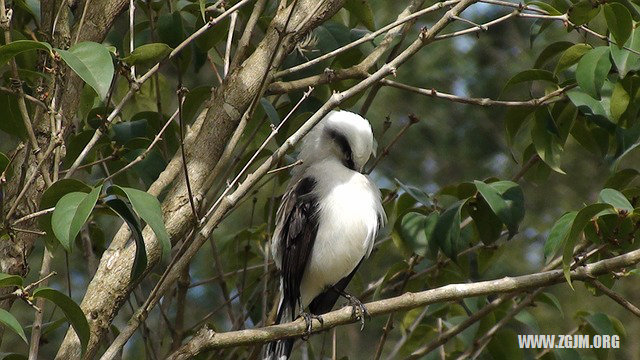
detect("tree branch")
[167,248,640,359]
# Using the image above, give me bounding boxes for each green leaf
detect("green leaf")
[182,86,211,124]
[51,185,101,251]
[598,188,633,212]
[40,179,91,246]
[585,312,616,335]
[52,193,88,250]
[611,27,640,78]
[544,211,577,261]
[527,1,562,15]
[538,292,564,318]
[562,203,613,286]
[395,178,432,207]
[260,98,281,126]
[568,0,601,25]
[0,93,28,140]
[474,180,525,238]
[576,46,612,99]
[32,288,89,353]
[0,40,52,66]
[344,0,375,31]
[433,200,465,261]
[503,69,557,90]
[56,42,114,100]
[0,309,27,343]
[534,41,574,68]
[399,212,430,256]
[555,43,592,74]
[604,168,639,189]
[111,186,171,260]
[566,89,607,118]
[104,196,147,280]
[532,109,565,174]
[122,43,173,67]
[199,0,206,22]
[610,80,630,121]
[0,273,23,288]
[604,3,633,47]
[469,195,503,245]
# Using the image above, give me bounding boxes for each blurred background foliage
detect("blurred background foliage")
[1,0,639,359]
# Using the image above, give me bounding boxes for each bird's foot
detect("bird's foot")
[299,312,324,340]
[343,293,369,331]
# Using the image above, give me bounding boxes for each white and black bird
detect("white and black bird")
[264,110,386,360]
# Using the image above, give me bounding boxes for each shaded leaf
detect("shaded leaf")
[544,211,577,261]
[474,180,525,238]
[611,27,640,78]
[0,274,23,288]
[344,0,375,30]
[555,43,592,74]
[562,203,613,285]
[32,288,89,353]
[0,40,52,66]
[604,3,633,47]
[395,178,432,207]
[576,46,611,99]
[57,42,114,99]
[260,98,281,126]
[103,196,147,280]
[568,0,600,25]
[532,109,565,174]
[604,168,639,189]
[433,200,465,261]
[111,186,171,260]
[0,309,27,343]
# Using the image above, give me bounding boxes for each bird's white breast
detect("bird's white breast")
[299,160,381,308]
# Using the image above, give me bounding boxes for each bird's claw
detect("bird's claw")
[300,312,324,340]
[344,294,369,331]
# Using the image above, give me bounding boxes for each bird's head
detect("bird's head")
[298,110,375,172]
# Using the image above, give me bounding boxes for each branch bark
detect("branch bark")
[167,248,640,359]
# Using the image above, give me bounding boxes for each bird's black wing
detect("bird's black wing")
[278,177,319,315]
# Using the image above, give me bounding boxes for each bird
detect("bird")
[264,110,386,360]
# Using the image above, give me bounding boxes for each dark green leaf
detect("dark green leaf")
[585,313,616,335]
[604,168,639,189]
[475,180,525,238]
[32,287,89,353]
[562,203,613,285]
[469,196,503,245]
[182,86,211,124]
[555,43,592,74]
[538,292,564,317]
[527,1,562,15]
[0,93,28,139]
[0,309,27,343]
[598,188,633,212]
[532,109,565,174]
[0,152,10,180]
[544,211,577,261]
[604,3,633,47]
[395,178,432,207]
[0,40,52,66]
[400,212,430,256]
[568,0,601,25]
[57,42,114,99]
[112,119,148,144]
[610,27,640,78]
[111,186,170,260]
[534,41,573,68]
[433,200,465,261]
[260,98,281,125]
[503,69,558,90]
[344,0,375,31]
[576,46,612,99]
[0,273,22,287]
[104,196,147,280]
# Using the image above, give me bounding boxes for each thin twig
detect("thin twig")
[589,279,640,319]
[27,250,54,360]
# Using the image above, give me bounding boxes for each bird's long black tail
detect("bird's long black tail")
[263,298,295,360]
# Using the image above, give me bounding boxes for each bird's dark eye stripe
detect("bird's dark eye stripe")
[327,129,355,170]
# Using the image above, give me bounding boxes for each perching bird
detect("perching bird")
[264,110,386,360]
